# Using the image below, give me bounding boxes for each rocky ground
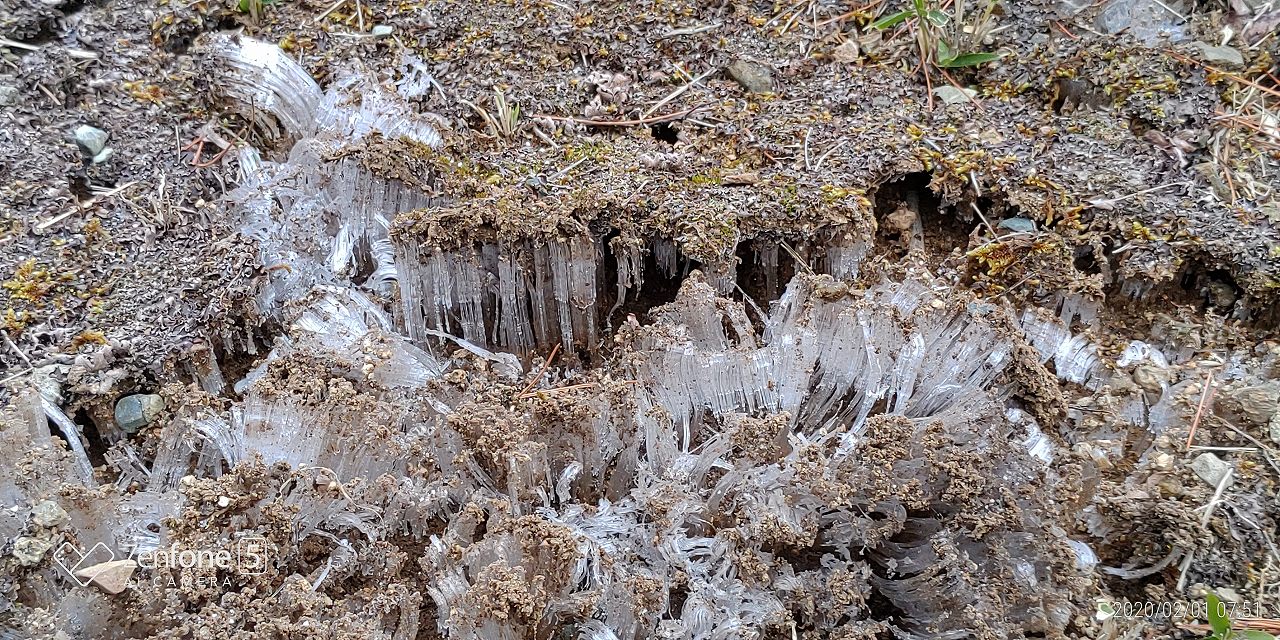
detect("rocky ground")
[3,0,1280,637]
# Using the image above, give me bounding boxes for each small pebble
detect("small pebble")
[0,85,19,107]
[1151,452,1173,471]
[1215,587,1243,603]
[831,40,859,64]
[933,85,977,105]
[73,125,109,160]
[727,60,773,94]
[966,301,997,317]
[1218,383,1278,427]
[1191,42,1244,68]
[997,217,1036,233]
[115,394,166,433]
[1132,365,1166,394]
[14,536,53,566]
[1190,452,1233,489]
[74,559,137,595]
[32,500,68,528]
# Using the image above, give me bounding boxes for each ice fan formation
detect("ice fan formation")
[0,36,1090,640]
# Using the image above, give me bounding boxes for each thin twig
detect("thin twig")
[969,201,999,238]
[1149,0,1186,22]
[779,240,814,274]
[1088,182,1190,208]
[815,0,883,27]
[1167,50,1280,99]
[1199,467,1233,527]
[1216,418,1280,478]
[0,37,39,51]
[802,128,812,171]
[813,139,849,170]
[1185,373,1215,449]
[1,330,31,367]
[519,382,597,399]
[35,181,139,232]
[547,157,588,183]
[533,106,705,127]
[314,0,347,23]
[642,67,718,119]
[518,344,560,397]
[657,23,722,39]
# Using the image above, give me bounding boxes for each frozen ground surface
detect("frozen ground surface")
[2,0,1280,637]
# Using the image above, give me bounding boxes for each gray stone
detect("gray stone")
[1269,411,1280,445]
[13,536,53,566]
[31,500,68,528]
[998,217,1036,233]
[32,363,64,405]
[114,394,165,433]
[1190,452,1233,488]
[72,125,109,159]
[966,301,997,316]
[727,60,773,94]
[831,40,859,64]
[1192,42,1244,68]
[0,85,19,107]
[933,86,976,105]
[1217,382,1279,427]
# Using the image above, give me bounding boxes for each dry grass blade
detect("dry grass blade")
[1185,373,1215,449]
[534,105,705,127]
[462,89,522,139]
[518,344,560,397]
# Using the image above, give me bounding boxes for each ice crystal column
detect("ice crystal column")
[210,35,443,318]
[632,272,1013,452]
[395,235,606,357]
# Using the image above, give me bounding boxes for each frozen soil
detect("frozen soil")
[3,0,1280,637]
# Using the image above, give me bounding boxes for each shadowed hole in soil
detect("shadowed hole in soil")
[74,408,109,468]
[203,319,285,398]
[1104,257,1278,331]
[596,232,695,333]
[735,238,798,327]
[650,122,679,144]
[871,172,970,266]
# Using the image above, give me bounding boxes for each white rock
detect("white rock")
[74,559,137,595]
[1190,452,1233,488]
[1151,452,1173,471]
[933,85,977,105]
[1192,42,1244,68]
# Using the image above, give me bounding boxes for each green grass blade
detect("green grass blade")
[1207,593,1231,638]
[937,51,1000,68]
[872,10,912,29]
